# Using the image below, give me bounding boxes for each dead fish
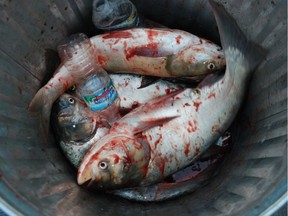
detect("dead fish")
[51,93,110,167]
[53,75,184,167]
[28,27,225,138]
[109,130,231,201]
[77,0,266,189]
[92,28,226,77]
[109,157,220,202]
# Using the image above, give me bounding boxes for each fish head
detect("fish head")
[167,42,226,77]
[195,43,226,74]
[77,136,150,189]
[51,93,97,143]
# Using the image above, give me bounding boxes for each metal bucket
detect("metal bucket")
[0,0,286,215]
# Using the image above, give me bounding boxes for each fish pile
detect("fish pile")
[29,0,265,201]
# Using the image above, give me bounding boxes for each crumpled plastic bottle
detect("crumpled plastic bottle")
[92,0,148,31]
[57,33,120,123]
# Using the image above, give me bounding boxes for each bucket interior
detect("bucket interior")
[0,0,287,215]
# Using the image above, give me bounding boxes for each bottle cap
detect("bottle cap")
[57,33,92,61]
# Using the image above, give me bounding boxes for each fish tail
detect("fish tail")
[28,89,45,113]
[29,66,75,141]
[39,105,51,143]
[118,89,184,135]
[209,0,267,73]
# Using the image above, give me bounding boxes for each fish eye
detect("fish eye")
[68,97,75,104]
[98,161,108,170]
[207,62,216,70]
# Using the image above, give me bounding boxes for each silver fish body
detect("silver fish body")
[77,0,266,189]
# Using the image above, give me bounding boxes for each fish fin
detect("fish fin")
[109,158,219,201]
[138,75,161,89]
[108,178,203,202]
[164,75,205,85]
[197,73,222,89]
[40,104,52,143]
[209,0,267,72]
[125,55,169,77]
[114,90,183,135]
[29,66,75,141]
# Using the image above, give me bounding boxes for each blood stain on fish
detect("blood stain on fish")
[193,101,202,112]
[165,88,171,95]
[154,134,162,150]
[184,143,190,157]
[125,43,160,60]
[148,135,153,141]
[123,41,127,51]
[113,122,120,127]
[183,102,191,107]
[113,39,120,45]
[97,56,108,66]
[155,156,165,175]
[194,146,200,155]
[187,120,197,133]
[175,35,182,44]
[112,154,120,164]
[132,101,140,109]
[147,29,159,42]
[193,47,203,52]
[199,39,203,44]
[156,85,160,90]
[63,81,69,90]
[49,83,53,87]
[123,155,132,169]
[102,31,133,39]
[123,97,127,101]
[208,92,216,99]
[139,134,148,142]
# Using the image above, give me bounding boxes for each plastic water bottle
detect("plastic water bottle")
[57,33,120,123]
[92,0,147,31]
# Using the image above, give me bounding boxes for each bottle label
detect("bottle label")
[100,4,140,31]
[82,81,118,111]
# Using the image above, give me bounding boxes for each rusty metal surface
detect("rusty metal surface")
[0,0,287,215]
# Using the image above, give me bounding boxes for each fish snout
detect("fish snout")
[77,163,93,185]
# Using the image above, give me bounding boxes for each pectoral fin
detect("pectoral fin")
[114,90,184,135]
[29,66,76,141]
[126,55,169,77]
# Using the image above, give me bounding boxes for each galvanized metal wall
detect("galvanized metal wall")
[0,0,286,215]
